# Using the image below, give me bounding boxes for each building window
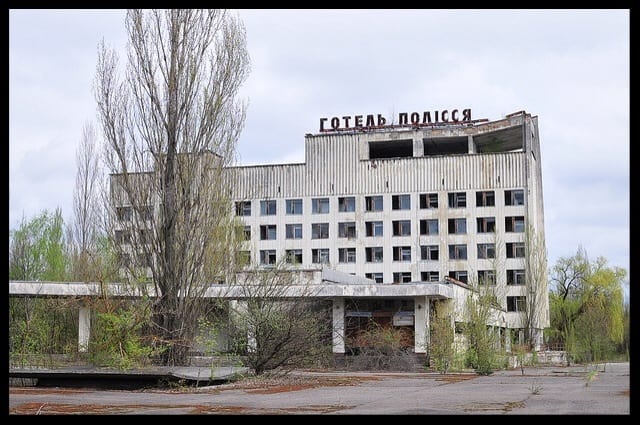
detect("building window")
[365,221,384,237]
[260,249,277,265]
[338,196,356,212]
[365,272,384,283]
[476,191,495,207]
[476,217,496,233]
[478,270,496,285]
[312,197,330,214]
[448,218,467,234]
[338,247,356,263]
[312,248,330,264]
[392,194,411,210]
[393,272,412,283]
[507,269,526,285]
[393,246,412,262]
[237,250,251,267]
[365,195,383,212]
[448,270,468,284]
[235,201,251,216]
[115,230,131,244]
[448,244,467,260]
[507,296,527,312]
[505,189,525,206]
[116,206,133,221]
[477,243,496,259]
[243,226,251,241]
[421,271,440,282]
[285,249,303,264]
[311,223,329,239]
[419,219,438,236]
[420,245,439,261]
[285,199,303,215]
[505,216,525,233]
[118,252,131,267]
[338,222,357,238]
[285,223,303,239]
[506,242,525,258]
[419,193,438,209]
[260,200,276,216]
[365,247,384,263]
[138,205,153,221]
[448,192,466,208]
[260,225,277,240]
[392,220,412,236]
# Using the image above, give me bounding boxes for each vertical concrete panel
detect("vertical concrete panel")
[78,306,91,353]
[414,296,428,353]
[332,298,345,354]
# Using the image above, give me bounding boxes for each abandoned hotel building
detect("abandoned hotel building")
[10,109,550,362]
[226,109,550,360]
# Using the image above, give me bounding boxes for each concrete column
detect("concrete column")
[414,296,429,353]
[468,135,476,153]
[78,306,91,353]
[332,298,345,354]
[504,328,512,352]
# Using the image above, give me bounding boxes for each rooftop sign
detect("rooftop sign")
[319,108,472,132]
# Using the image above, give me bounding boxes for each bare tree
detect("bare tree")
[94,9,250,365]
[522,224,549,350]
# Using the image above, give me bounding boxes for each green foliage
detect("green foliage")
[9,208,68,281]
[89,302,158,370]
[549,247,627,363]
[429,303,455,374]
[464,292,501,375]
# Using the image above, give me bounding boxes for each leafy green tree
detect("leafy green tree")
[429,301,455,374]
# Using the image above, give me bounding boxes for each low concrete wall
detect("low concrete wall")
[508,350,567,368]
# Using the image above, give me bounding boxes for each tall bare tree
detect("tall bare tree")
[94,9,250,365]
[522,224,548,349]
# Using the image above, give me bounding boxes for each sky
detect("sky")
[9,9,630,286]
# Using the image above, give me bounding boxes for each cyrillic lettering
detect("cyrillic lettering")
[398,113,408,125]
[355,115,363,127]
[331,117,340,130]
[463,108,471,121]
[377,114,386,126]
[451,109,459,122]
[320,118,328,131]
[423,112,432,124]
[441,110,448,122]
[410,112,420,124]
[366,114,375,126]
[342,116,351,128]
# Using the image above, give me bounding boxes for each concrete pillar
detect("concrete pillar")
[468,135,476,154]
[78,306,91,353]
[504,328,512,353]
[332,298,345,354]
[414,296,429,353]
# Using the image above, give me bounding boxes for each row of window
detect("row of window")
[235,189,525,217]
[253,242,525,266]
[250,216,524,241]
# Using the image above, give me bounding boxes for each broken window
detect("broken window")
[393,246,412,262]
[476,191,495,207]
[260,224,277,240]
[365,195,383,212]
[338,196,356,212]
[476,217,496,233]
[420,245,439,261]
[365,272,384,283]
[507,269,526,285]
[478,270,496,285]
[285,199,303,215]
[338,222,357,238]
[506,242,525,258]
[421,271,440,282]
[365,247,384,263]
[311,223,329,239]
[365,221,383,237]
[338,247,356,263]
[392,194,411,210]
[260,199,276,216]
[448,192,466,208]
[505,216,525,233]
[477,243,496,259]
[392,220,412,236]
[419,219,438,236]
[419,193,438,209]
[312,197,330,214]
[505,189,525,206]
[285,223,303,239]
[235,201,251,216]
[393,272,412,283]
[285,249,303,264]
[448,244,467,260]
[243,226,251,241]
[312,248,330,264]
[448,218,467,234]
[260,249,277,265]
[507,296,526,312]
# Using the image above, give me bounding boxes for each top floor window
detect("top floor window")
[260,199,276,216]
[392,194,411,210]
[420,193,438,209]
[285,199,303,215]
[312,197,330,214]
[448,192,466,208]
[505,189,525,206]
[476,191,495,207]
[235,201,251,217]
[338,196,356,212]
[365,195,383,212]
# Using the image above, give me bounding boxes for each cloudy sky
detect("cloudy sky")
[9,9,629,283]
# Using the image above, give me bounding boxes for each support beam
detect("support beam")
[414,296,429,353]
[332,298,345,354]
[78,306,91,353]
